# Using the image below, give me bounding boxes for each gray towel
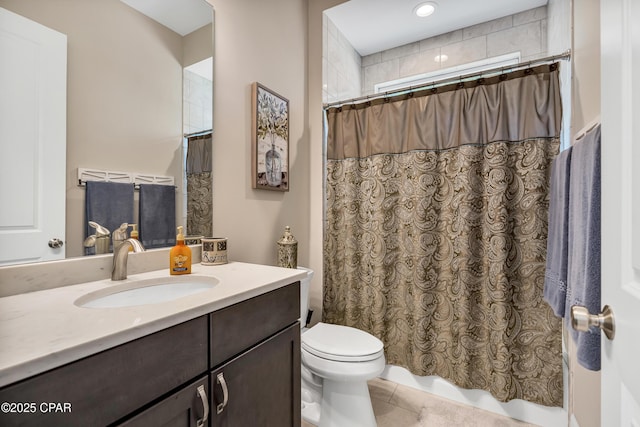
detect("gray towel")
[139,184,176,249]
[566,124,601,371]
[544,146,572,317]
[85,181,135,255]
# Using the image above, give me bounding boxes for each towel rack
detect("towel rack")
[77,167,176,190]
[575,116,601,141]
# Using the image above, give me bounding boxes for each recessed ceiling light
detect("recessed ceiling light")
[434,54,448,63]
[414,2,437,18]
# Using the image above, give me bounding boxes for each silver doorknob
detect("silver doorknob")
[48,238,64,249]
[570,305,615,340]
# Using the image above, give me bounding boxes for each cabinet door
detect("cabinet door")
[210,324,300,427]
[119,376,210,427]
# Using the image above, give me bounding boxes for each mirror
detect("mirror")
[0,0,213,265]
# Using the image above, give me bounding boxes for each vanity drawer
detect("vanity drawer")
[0,316,208,427]
[210,282,299,367]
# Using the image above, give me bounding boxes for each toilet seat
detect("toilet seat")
[301,322,384,362]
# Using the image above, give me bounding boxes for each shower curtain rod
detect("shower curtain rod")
[184,129,212,138]
[323,49,571,109]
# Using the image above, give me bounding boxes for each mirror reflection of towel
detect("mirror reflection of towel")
[85,181,134,255]
[139,184,176,249]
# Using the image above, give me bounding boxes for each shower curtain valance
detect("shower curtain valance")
[326,64,561,160]
[186,131,213,174]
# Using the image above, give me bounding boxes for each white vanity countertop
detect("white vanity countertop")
[0,262,306,388]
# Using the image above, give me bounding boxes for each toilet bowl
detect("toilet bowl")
[297,268,385,427]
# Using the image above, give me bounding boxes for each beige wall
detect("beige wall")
[572,0,601,133]
[308,0,349,324]
[183,23,213,68]
[570,1,601,426]
[206,0,311,273]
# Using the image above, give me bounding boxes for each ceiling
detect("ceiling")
[324,0,548,56]
[120,0,212,36]
[120,0,546,57]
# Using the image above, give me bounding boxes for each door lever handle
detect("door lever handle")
[570,304,615,340]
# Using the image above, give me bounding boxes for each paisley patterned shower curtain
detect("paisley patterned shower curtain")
[186,132,212,238]
[323,64,563,407]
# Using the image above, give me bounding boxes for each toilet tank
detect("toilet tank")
[297,267,314,328]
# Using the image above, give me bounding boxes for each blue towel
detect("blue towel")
[566,124,601,371]
[544,146,573,317]
[85,181,135,255]
[139,184,176,249]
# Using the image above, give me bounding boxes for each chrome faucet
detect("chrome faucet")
[111,238,146,281]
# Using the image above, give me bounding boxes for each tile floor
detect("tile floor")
[302,378,539,427]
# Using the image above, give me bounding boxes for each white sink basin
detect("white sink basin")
[75,276,219,309]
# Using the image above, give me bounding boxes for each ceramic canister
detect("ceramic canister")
[277,226,297,269]
[184,235,204,245]
[201,237,228,265]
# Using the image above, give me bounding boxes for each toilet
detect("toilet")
[297,267,385,427]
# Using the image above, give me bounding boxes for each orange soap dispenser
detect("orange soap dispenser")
[128,224,139,252]
[170,226,192,275]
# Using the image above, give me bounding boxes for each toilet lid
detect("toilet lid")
[301,322,384,362]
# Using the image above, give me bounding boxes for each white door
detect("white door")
[600,0,640,425]
[0,8,67,265]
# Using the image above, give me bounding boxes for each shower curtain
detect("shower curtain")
[186,132,212,238]
[323,64,563,407]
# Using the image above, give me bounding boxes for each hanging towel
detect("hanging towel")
[566,124,601,371]
[139,184,176,249]
[544,146,573,317]
[85,181,135,255]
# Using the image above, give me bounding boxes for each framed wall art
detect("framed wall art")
[251,82,289,191]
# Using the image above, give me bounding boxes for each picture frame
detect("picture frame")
[251,82,290,191]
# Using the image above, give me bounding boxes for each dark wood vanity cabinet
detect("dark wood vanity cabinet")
[0,282,301,427]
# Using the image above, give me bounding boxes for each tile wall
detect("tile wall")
[183,69,213,135]
[323,6,549,103]
[322,13,362,104]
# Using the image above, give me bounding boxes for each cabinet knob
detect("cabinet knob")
[196,384,209,427]
[216,372,229,414]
